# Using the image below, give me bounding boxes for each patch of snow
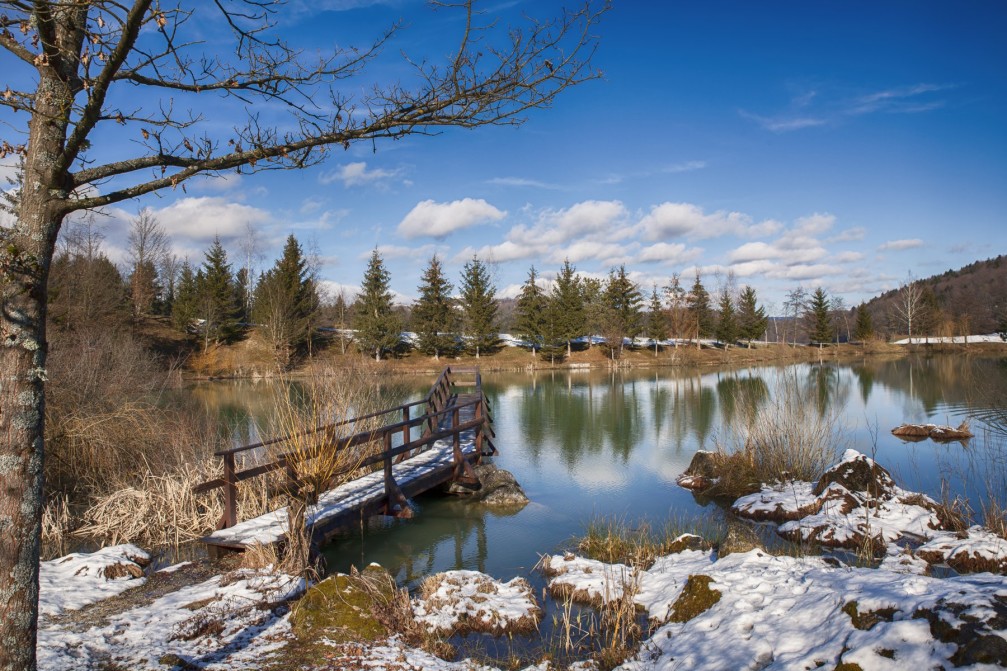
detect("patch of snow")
[412,570,540,634]
[893,334,1004,344]
[634,549,715,622]
[39,544,150,617]
[158,561,192,574]
[917,526,1007,571]
[544,555,637,604]
[732,481,818,521]
[39,568,304,670]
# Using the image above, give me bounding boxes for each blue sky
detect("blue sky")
[7,1,1006,312]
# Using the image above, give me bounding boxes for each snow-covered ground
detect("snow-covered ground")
[893,334,1005,344]
[37,448,1007,670]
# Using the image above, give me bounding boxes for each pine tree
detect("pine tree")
[806,287,833,345]
[253,235,318,367]
[355,249,401,360]
[514,266,547,356]
[198,237,241,348]
[459,255,499,357]
[412,256,457,359]
[715,290,739,348]
[853,303,874,342]
[172,261,199,332]
[550,259,585,356]
[686,271,713,341]
[602,265,643,358]
[645,285,668,356]
[737,285,768,347]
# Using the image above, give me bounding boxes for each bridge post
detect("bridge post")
[474,399,484,463]
[222,453,237,529]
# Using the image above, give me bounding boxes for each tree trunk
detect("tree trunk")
[1,58,77,671]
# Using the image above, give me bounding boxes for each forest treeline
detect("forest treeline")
[47,210,1007,369]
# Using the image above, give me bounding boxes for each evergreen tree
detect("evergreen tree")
[253,235,318,367]
[806,286,833,345]
[355,249,401,360]
[459,255,500,357]
[172,261,199,332]
[514,266,547,356]
[601,265,643,357]
[198,237,241,348]
[580,276,606,345]
[686,271,713,341]
[853,303,874,342]
[550,259,585,356]
[715,290,739,348]
[645,285,668,356]
[737,285,768,347]
[412,255,457,359]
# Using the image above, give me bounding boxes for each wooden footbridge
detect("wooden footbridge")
[194,367,496,553]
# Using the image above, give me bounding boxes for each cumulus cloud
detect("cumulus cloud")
[397,198,506,239]
[148,197,272,243]
[509,200,629,247]
[878,238,924,251]
[638,202,761,241]
[369,243,446,261]
[637,242,702,266]
[829,226,866,242]
[320,161,401,187]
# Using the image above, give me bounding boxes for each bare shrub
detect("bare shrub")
[266,362,398,575]
[717,369,846,485]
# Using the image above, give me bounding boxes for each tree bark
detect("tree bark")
[1,62,74,671]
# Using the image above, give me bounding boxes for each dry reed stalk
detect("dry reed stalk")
[265,362,395,575]
[717,370,845,485]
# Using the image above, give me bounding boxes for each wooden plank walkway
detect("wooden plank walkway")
[195,367,495,553]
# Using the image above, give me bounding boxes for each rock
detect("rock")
[718,520,764,558]
[289,565,395,644]
[813,450,896,500]
[668,574,720,623]
[467,463,529,507]
[677,451,720,491]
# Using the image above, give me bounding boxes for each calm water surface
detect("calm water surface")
[187,352,1007,590]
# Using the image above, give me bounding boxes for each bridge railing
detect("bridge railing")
[193,366,495,530]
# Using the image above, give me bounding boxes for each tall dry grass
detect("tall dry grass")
[715,370,846,486]
[264,362,401,574]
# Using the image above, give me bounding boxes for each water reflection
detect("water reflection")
[185,354,1006,582]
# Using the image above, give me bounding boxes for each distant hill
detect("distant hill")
[859,255,1007,336]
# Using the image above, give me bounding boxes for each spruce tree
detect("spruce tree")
[459,255,499,357]
[737,285,768,347]
[172,261,199,332]
[853,303,874,342]
[715,290,739,348]
[602,265,643,357]
[198,237,241,348]
[686,271,713,341]
[355,249,401,360]
[645,285,668,356]
[514,266,547,356]
[412,256,457,359]
[550,259,585,356]
[253,235,318,366]
[806,287,833,345]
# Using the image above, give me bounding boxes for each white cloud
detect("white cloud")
[549,240,630,266]
[453,240,535,264]
[794,213,835,235]
[369,243,445,261]
[397,198,506,239]
[148,197,272,243]
[829,226,866,242]
[509,200,629,247]
[638,202,753,241]
[320,161,401,187]
[637,242,702,266]
[878,238,924,251]
[487,176,562,190]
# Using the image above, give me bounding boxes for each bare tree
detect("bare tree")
[0,2,607,667]
[126,208,169,317]
[893,273,923,342]
[237,221,264,321]
[830,295,849,343]
[784,286,808,346]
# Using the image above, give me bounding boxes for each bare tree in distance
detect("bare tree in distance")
[0,2,608,667]
[126,208,169,317]
[784,286,808,346]
[893,273,923,342]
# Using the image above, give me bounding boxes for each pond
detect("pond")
[187,352,1007,660]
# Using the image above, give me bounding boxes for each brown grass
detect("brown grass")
[715,369,845,487]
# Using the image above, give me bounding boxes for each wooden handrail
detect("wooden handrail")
[195,366,493,531]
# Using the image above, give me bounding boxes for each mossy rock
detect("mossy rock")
[842,600,897,631]
[833,664,863,671]
[669,574,720,623]
[289,566,396,644]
